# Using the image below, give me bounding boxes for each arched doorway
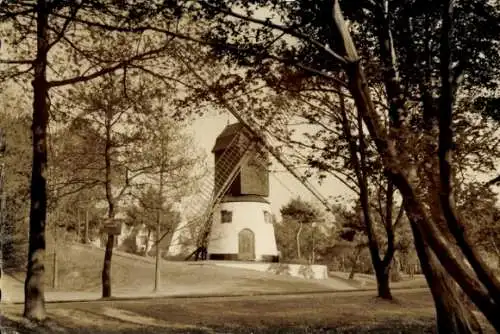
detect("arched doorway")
[238,228,255,261]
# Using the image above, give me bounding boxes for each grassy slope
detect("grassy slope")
[9,243,357,295]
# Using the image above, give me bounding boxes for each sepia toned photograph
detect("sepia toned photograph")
[0,1,499,333]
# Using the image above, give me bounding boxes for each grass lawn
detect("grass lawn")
[6,243,357,298]
[1,289,442,333]
[328,271,429,290]
[2,289,496,333]
[3,245,495,333]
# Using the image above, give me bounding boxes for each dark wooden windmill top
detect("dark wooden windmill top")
[211,122,269,198]
[212,123,252,153]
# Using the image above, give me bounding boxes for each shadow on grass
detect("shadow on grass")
[1,315,435,334]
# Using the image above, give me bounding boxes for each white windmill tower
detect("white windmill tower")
[207,123,278,261]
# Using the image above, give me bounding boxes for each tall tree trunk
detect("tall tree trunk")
[374,264,391,299]
[0,132,6,304]
[349,247,361,280]
[84,208,89,244]
[296,223,303,259]
[375,181,397,299]
[154,167,164,292]
[144,229,151,255]
[102,233,114,298]
[101,118,114,298]
[331,1,500,330]
[438,0,500,307]
[154,225,160,291]
[338,82,394,300]
[408,213,482,333]
[24,0,49,321]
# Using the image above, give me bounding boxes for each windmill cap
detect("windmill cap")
[212,122,251,153]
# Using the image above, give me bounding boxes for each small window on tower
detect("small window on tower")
[221,210,233,223]
[263,210,273,224]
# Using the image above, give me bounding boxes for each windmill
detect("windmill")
[164,119,278,261]
[163,124,262,259]
[163,114,333,262]
[161,48,336,261]
[204,122,278,261]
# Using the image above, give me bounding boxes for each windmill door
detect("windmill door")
[238,229,255,261]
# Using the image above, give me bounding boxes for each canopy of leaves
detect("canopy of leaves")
[458,183,500,260]
[125,186,181,235]
[280,197,322,225]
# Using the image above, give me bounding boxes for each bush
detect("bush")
[118,234,139,254]
[2,214,28,272]
[282,258,310,265]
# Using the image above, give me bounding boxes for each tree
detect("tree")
[137,114,203,291]
[63,74,169,298]
[124,187,181,256]
[459,184,500,269]
[331,2,499,331]
[334,204,367,279]
[274,217,297,261]
[280,197,322,261]
[3,0,499,328]
[310,90,404,299]
[0,1,197,320]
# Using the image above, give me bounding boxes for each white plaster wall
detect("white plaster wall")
[115,223,131,246]
[208,201,278,260]
[166,217,190,256]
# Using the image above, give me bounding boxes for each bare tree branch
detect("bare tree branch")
[392,203,405,229]
[53,12,349,86]
[0,59,34,64]
[198,0,348,65]
[128,64,197,90]
[485,174,500,187]
[0,65,34,81]
[47,2,83,51]
[47,42,173,88]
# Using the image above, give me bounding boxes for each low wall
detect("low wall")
[209,261,329,280]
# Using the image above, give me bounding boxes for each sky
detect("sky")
[189,110,354,220]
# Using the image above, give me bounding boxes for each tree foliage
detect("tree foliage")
[0,0,206,320]
[278,197,325,261]
[0,112,31,271]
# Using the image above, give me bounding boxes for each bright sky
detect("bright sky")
[189,110,354,219]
